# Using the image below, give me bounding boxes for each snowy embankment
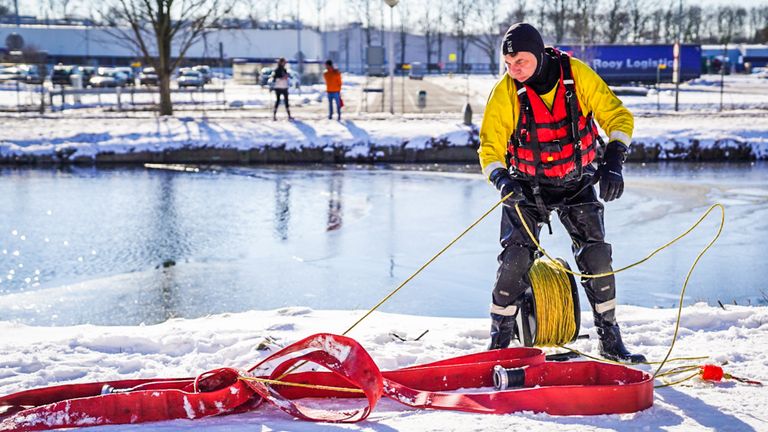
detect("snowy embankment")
[0,111,767,163]
[2,72,768,163]
[1,304,766,431]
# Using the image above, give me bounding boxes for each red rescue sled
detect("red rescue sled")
[0,333,652,430]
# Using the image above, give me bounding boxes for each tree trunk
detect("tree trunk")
[159,73,173,116]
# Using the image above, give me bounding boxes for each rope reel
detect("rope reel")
[516,258,581,348]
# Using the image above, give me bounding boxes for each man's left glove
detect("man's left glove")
[489,168,525,206]
[597,141,628,202]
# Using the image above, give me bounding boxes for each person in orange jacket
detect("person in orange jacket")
[479,23,645,363]
[323,60,343,120]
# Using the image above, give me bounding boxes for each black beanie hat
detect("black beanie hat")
[502,23,544,57]
[502,23,545,78]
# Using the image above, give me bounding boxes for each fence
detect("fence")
[47,87,225,112]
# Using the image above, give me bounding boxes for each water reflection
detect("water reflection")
[274,176,291,240]
[326,172,343,231]
[150,174,182,322]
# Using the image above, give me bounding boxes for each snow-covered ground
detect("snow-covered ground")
[1,304,766,431]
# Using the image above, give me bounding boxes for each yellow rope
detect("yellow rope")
[654,371,700,388]
[528,259,577,346]
[268,192,724,391]
[275,195,509,381]
[514,201,725,379]
[514,202,725,280]
[238,375,364,394]
[339,196,507,337]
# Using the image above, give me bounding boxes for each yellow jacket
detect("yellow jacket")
[478,56,633,181]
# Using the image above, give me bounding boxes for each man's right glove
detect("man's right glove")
[489,168,524,206]
[597,140,628,202]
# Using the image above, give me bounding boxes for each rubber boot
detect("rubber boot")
[597,324,647,363]
[488,313,518,350]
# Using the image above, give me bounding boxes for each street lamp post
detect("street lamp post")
[384,0,398,115]
[674,0,682,112]
[656,63,666,111]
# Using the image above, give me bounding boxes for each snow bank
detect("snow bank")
[1,304,766,431]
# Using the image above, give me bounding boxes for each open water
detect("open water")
[1,163,766,326]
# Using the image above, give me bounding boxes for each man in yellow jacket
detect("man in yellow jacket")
[479,23,645,363]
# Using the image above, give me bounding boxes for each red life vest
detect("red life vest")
[507,49,598,184]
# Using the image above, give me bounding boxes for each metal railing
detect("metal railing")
[47,86,225,112]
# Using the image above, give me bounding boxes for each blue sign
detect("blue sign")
[555,44,702,84]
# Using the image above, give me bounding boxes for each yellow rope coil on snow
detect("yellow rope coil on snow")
[528,258,578,347]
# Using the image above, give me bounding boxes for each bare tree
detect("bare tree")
[716,6,748,43]
[683,5,702,43]
[422,0,435,66]
[45,0,80,19]
[571,0,599,45]
[748,6,768,43]
[435,1,446,69]
[0,1,11,16]
[603,0,628,44]
[505,0,527,24]
[548,0,569,43]
[451,0,472,73]
[647,8,664,43]
[243,0,272,29]
[625,0,649,43]
[662,5,676,43]
[397,1,410,67]
[470,0,503,75]
[352,0,374,47]
[98,0,235,116]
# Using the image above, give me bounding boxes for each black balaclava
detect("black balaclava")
[502,23,558,94]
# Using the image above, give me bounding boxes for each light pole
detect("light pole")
[674,0,682,112]
[656,63,666,111]
[384,0,398,115]
[296,0,303,95]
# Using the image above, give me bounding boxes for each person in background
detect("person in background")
[479,23,645,363]
[323,60,343,120]
[271,57,293,121]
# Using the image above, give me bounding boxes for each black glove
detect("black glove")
[597,141,628,202]
[489,168,524,205]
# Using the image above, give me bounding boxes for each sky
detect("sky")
[14,0,768,30]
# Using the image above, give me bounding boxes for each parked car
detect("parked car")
[192,65,212,83]
[80,66,96,87]
[0,65,23,82]
[259,67,273,86]
[51,64,80,86]
[289,70,301,89]
[89,67,127,88]
[114,67,136,86]
[139,67,158,86]
[178,70,204,88]
[0,64,44,84]
[408,62,426,80]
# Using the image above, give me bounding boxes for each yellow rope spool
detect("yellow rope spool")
[522,258,581,347]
